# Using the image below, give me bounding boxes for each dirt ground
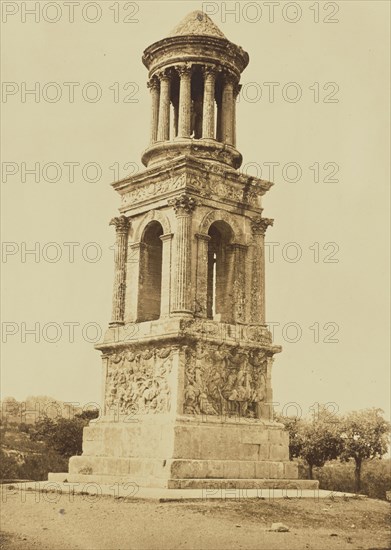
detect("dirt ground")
[1,491,390,550]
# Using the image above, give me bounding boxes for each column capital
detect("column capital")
[202,65,218,78]
[168,194,197,216]
[233,83,242,97]
[109,215,130,234]
[176,63,192,77]
[223,70,237,86]
[156,68,171,82]
[251,217,274,235]
[147,75,159,91]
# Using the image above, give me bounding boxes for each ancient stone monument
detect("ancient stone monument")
[52,11,317,490]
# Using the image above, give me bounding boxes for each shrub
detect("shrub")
[311,459,391,500]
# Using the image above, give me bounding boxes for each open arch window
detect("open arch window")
[207,221,234,321]
[137,221,163,322]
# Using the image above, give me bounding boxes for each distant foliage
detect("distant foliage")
[0,407,99,481]
[30,410,99,458]
[18,452,68,481]
[308,459,391,500]
[0,448,19,480]
[278,406,391,497]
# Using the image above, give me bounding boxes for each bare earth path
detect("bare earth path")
[1,492,390,550]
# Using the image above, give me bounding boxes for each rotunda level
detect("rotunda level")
[141,11,249,169]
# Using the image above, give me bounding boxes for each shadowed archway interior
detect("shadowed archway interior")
[137,221,164,321]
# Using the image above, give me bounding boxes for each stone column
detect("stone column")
[202,66,216,139]
[177,64,192,138]
[195,233,211,317]
[157,70,171,142]
[169,194,196,315]
[232,83,241,148]
[109,215,130,326]
[159,233,173,317]
[216,97,222,142]
[250,217,274,324]
[221,72,235,145]
[147,76,159,144]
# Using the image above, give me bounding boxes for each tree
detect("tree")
[0,449,19,480]
[29,408,99,458]
[275,413,303,460]
[339,408,390,493]
[277,406,343,479]
[298,419,343,479]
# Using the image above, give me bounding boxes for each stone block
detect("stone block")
[269,444,289,461]
[205,460,224,478]
[269,462,284,479]
[283,461,299,480]
[258,444,270,460]
[239,461,256,479]
[255,462,270,479]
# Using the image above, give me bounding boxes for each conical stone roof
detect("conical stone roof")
[168,10,227,39]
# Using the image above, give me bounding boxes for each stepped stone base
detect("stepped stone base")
[48,471,318,490]
[49,416,318,490]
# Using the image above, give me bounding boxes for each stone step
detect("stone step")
[167,478,319,490]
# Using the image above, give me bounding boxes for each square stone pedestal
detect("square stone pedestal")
[50,415,318,490]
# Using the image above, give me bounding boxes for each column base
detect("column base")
[141,138,242,169]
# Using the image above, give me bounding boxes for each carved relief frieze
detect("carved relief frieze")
[184,342,269,418]
[105,346,174,415]
[180,318,272,345]
[121,174,187,206]
[120,171,262,208]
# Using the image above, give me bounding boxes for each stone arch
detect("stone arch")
[134,209,171,243]
[198,209,244,243]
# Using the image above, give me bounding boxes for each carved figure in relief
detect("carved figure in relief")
[184,343,268,418]
[105,347,172,415]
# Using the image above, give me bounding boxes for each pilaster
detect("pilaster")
[169,194,196,315]
[250,217,274,324]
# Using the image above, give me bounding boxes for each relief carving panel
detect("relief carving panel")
[184,342,268,418]
[121,172,261,208]
[105,346,173,414]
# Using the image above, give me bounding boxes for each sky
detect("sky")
[1,0,390,420]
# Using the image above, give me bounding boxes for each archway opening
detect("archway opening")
[138,221,163,321]
[207,221,234,320]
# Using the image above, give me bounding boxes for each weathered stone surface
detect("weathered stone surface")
[53,11,303,491]
[169,11,227,39]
